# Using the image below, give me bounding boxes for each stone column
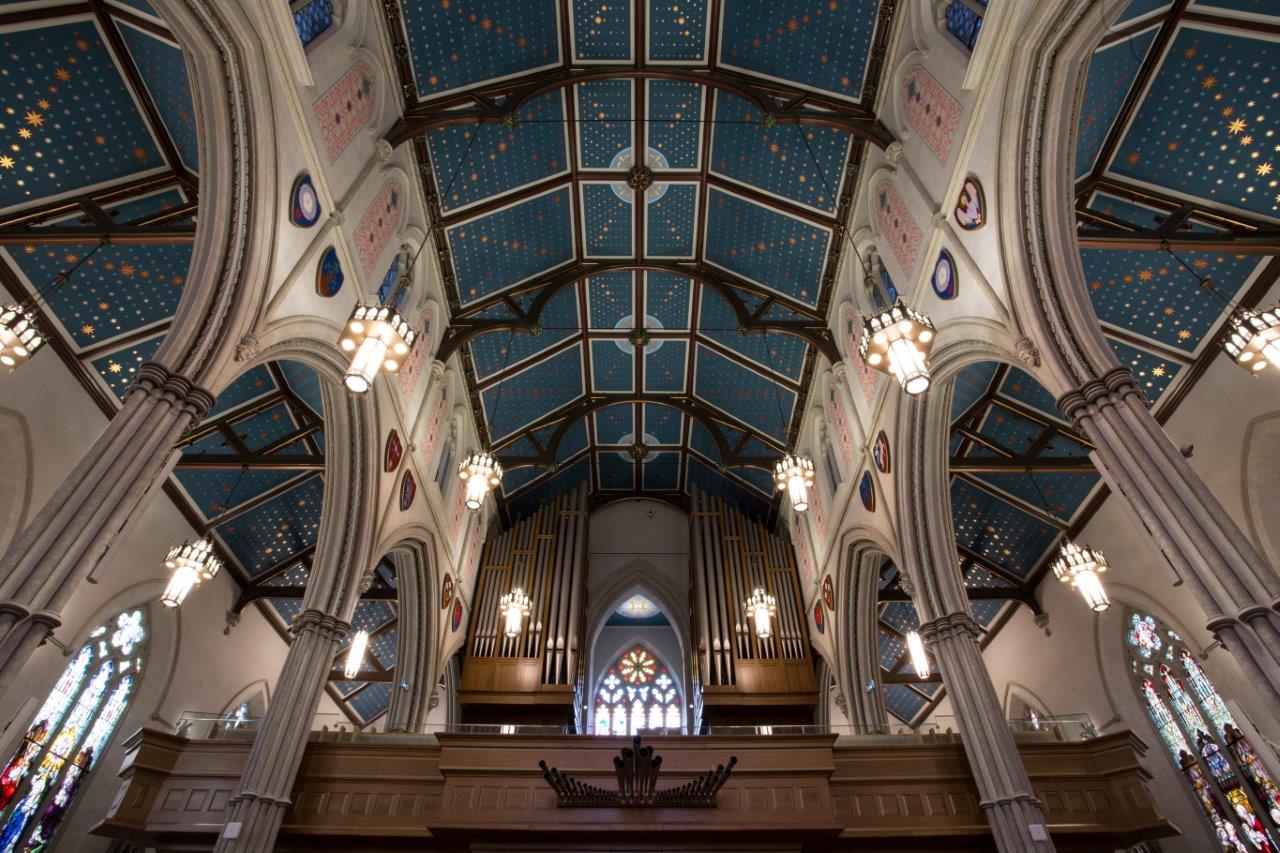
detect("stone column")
[1061,369,1280,706]
[0,363,213,697]
[897,389,1054,852]
[842,545,889,732]
[214,359,377,852]
[386,546,435,732]
[215,610,347,851]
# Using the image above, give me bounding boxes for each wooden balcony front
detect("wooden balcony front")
[95,728,1174,852]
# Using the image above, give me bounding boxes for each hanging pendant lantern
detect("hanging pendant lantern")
[458,451,503,510]
[1052,539,1111,612]
[338,304,417,394]
[773,453,816,513]
[859,300,937,396]
[744,587,777,639]
[0,304,44,372]
[906,630,930,679]
[344,629,369,679]
[1223,305,1280,375]
[499,587,532,638]
[160,538,222,607]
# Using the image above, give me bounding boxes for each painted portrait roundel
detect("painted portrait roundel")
[859,471,876,512]
[399,470,417,511]
[954,176,986,230]
[873,431,891,474]
[384,430,403,473]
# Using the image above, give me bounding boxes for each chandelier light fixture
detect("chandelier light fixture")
[338,304,416,394]
[744,587,777,640]
[859,300,937,396]
[773,453,816,513]
[458,451,503,511]
[906,630,930,679]
[344,629,369,679]
[1158,240,1280,378]
[1223,306,1280,375]
[0,240,106,374]
[1052,540,1111,612]
[160,538,222,607]
[0,305,44,372]
[499,586,532,638]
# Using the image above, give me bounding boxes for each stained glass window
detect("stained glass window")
[290,0,335,48]
[593,647,681,735]
[1126,609,1279,849]
[0,609,145,852]
[944,0,987,51]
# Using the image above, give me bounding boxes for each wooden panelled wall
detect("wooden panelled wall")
[458,486,588,718]
[690,487,818,722]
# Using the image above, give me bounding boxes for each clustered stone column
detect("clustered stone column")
[1060,368,1280,706]
[215,610,349,851]
[0,363,213,698]
[843,546,890,733]
[213,373,376,851]
[896,390,1055,852]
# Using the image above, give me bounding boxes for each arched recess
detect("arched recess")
[383,537,437,732]
[225,338,381,722]
[0,408,32,553]
[888,338,1095,725]
[585,560,691,710]
[1242,412,1280,572]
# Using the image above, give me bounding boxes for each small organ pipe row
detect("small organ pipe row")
[466,486,587,686]
[689,487,812,685]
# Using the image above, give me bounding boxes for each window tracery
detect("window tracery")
[0,608,145,852]
[593,647,681,736]
[1126,610,1280,850]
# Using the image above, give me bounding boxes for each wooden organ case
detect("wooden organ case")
[690,487,819,725]
[458,486,588,724]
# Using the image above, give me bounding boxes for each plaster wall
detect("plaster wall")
[0,333,342,850]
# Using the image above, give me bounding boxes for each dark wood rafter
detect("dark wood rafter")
[496,392,784,487]
[379,0,899,514]
[384,67,895,150]
[435,259,839,364]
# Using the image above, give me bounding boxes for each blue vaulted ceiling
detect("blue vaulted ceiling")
[387,0,897,515]
[1074,1,1280,407]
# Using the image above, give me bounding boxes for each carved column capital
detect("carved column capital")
[289,608,351,642]
[919,611,982,644]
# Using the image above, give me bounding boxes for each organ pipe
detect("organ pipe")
[466,485,587,686]
[688,486,813,687]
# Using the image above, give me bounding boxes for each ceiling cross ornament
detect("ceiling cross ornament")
[538,736,737,808]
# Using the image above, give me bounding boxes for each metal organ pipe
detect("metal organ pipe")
[696,489,716,681]
[562,487,588,686]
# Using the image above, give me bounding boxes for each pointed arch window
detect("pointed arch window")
[0,608,146,851]
[944,0,986,51]
[290,0,335,47]
[1125,609,1280,850]
[593,647,681,736]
